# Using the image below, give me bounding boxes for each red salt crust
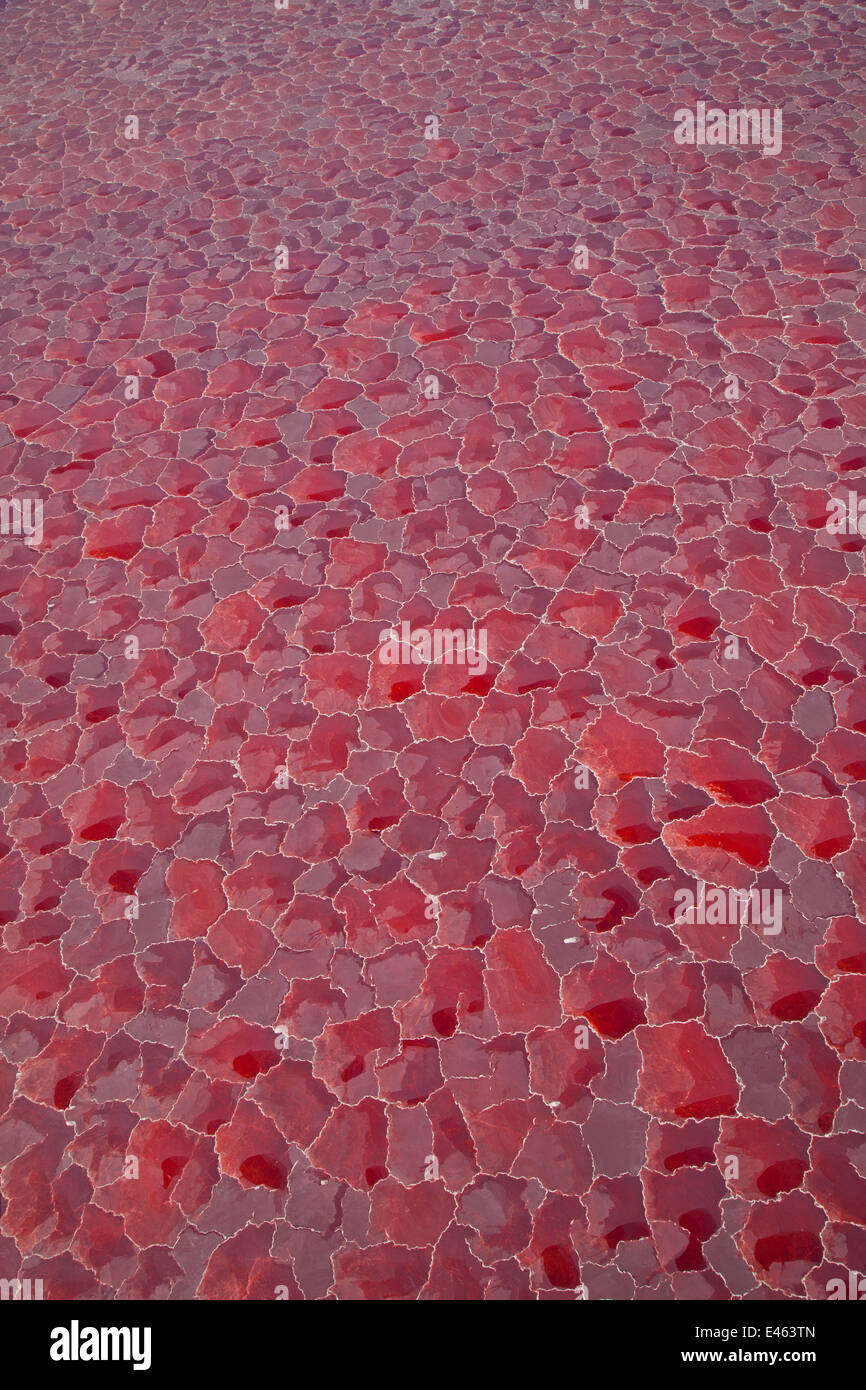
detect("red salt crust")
[0,0,865,1304]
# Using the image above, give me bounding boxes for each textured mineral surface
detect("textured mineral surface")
[0,0,864,1301]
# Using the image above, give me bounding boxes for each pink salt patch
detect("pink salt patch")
[662,805,776,885]
[200,593,267,653]
[737,1192,825,1295]
[636,1021,740,1121]
[548,588,623,638]
[165,859,227,939]
[577,709,666,792]
[483,930,561,1033]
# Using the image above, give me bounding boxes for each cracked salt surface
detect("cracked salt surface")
[0,0,864,1303]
